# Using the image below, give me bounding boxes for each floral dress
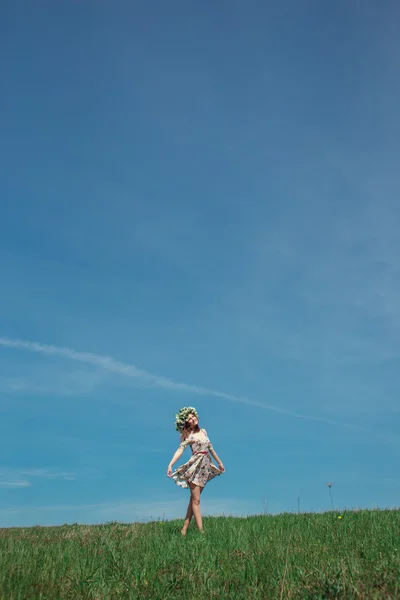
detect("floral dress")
[172,429,222,489]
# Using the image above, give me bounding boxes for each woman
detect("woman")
[167,406,225,535]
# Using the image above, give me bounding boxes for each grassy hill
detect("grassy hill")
[1,509,399,599]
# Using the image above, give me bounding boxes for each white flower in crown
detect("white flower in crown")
[175,406,199,431]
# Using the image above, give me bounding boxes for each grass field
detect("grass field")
[1,509,399,599]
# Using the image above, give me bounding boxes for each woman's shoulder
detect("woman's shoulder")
[180,431,194,443]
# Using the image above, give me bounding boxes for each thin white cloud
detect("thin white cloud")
[0,467,77,487]
[0,481,31,488]
[0,368,107,396]
[0,336,367,431]
[18,469,76,481]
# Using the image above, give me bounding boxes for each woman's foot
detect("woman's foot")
[180,528,187,536]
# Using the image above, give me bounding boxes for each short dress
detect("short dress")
[172,429,222,489]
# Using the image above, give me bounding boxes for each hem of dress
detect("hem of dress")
[172,474,189,488]
[172,471,220,489]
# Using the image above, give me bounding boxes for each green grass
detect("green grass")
[1,510,399,599]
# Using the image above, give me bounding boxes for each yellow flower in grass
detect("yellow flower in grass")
[337,515,342,519]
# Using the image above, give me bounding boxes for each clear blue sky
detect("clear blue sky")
[1,0,399,527]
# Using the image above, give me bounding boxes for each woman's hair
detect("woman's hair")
[180,420,200,441]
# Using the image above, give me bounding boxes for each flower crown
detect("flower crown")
[175,406,198,432]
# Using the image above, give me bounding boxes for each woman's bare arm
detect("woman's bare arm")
[167,447,184,476]
[169,447,184,467]
[209,447,225,472]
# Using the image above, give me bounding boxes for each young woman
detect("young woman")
[167,406,225,535]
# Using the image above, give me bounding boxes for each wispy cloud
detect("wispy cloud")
[0,481,31,488]
[0,336,366,430]
[0,467,76,488]
[0,368,107,396]
[18,469,76,481]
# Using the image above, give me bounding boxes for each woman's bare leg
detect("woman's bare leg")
[181,498,193,535]
[189,483,203,532]
[181,485,204,535]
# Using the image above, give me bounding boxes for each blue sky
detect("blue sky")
[1,0,399,527]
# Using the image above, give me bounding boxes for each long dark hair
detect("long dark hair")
[180,420,200,442]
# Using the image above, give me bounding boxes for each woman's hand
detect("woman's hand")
[217,461,225,473]
[167,465,173,478]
